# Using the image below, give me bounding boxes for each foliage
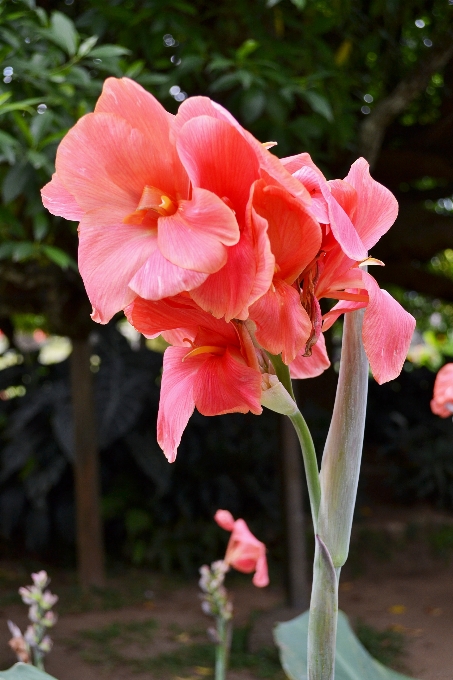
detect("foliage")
[0,664,56,680]
[274,610,413,680]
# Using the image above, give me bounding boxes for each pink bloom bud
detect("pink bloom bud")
[214,510,269,587]
[431,363,453,418]
[31,571,49,589]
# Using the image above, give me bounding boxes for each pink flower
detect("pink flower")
[283,156,415,384]
[214,510,269,587]
[431,363,453,418]
[41,78,240,323]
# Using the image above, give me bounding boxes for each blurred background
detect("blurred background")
[0,2,453,674]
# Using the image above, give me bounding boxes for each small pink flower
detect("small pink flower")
[214,510,269,587]
[431,363,453,418]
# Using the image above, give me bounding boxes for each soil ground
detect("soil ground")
[0,505,452,680]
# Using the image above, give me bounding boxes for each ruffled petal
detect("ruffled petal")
[77,208,159,323]
[95,77,189,196]
[41,173,83,220]
[193,347,262,416]
[290,333,331,379]
[157,346,202,462]
[157,187,239,273]
[344,158,398,251]
[176,115,260,220]
[250,280,312,364]
[128,249,208,301]
[360,271,416,384]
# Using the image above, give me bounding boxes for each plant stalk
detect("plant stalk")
[215,616,231,680]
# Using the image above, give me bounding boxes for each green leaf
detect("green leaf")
[41,245,77,271]
[2,163,33,204]
[266,0,282,6]
[0,662,57,680]
[301,91,334,122]
[274,610,417,680]
[49,11,79,57]
[89,45,131,59]
[78,35,99,57]
[241,89,266,123]
[0,98,46,116]
[290,0,307,8]
[236,39,259,61]
[0,92,12,106]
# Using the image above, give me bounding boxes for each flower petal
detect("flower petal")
[360,272,415,384]
[290,333,331,379]
[95,77,189,196]
[253,180,321,283]
[253,552,269,587]
[344,158,398,250]
[193,348,262,416]
[78,208,159,323]
[214,509,235,531]
[129,248,208,301]
[431,363,453,418]
[176,115,260,221]
[41,173,83,220]
[250,280,312,364]
[157,346,202,462]
[157,187,239,273]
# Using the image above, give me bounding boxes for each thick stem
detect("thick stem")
[307,309,369,680]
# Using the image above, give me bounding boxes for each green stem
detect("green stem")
[215,616,230,680]
[267,352,321,529]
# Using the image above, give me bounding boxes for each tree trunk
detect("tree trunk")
[69,338,105,589]
[280,412,309,609]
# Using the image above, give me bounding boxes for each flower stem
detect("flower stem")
[215,617,230,680]
[266,353,321,528]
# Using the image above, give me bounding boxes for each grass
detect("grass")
[356,620,406,669]
[65,620,284,679]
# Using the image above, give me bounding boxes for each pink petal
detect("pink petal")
[344,158,398,250]
[250,280,312,364]
[41,174,83,220]
[361,271,416,384]
[78,208,159,324]
[322,298,366,332]
[124,295,238,344]
[55,112,183,213]
[214,510,235,531]
[290,333,331,379]
[253,181,321,283]
[190,230,257,322]
[95,77,189,196]
[129,248,208,301]
[239,205,275,315]
[176,115,260,221]
[157,187,239,273]
[194,348,262,416]
[157,346,202,462]
[431,363,453,417]
[252,552,269,587]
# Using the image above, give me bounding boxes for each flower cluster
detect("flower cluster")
[8,571,58,669]
[199,560,233,624]
[42,77,415,461]
[431,363,453,418]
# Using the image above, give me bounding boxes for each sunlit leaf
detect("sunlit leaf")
[89,45,131,59]
[49,11,79,57]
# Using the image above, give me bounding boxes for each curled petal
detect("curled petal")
[253,552,270,588]
[129,248,208,301]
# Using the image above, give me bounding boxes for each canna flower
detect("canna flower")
[431,363,453,418]
[41,78,240,323]
[283,156,415,384]
[214,510,269,587]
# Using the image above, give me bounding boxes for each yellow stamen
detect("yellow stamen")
[182,345,225,361]
[158,195,176,216]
